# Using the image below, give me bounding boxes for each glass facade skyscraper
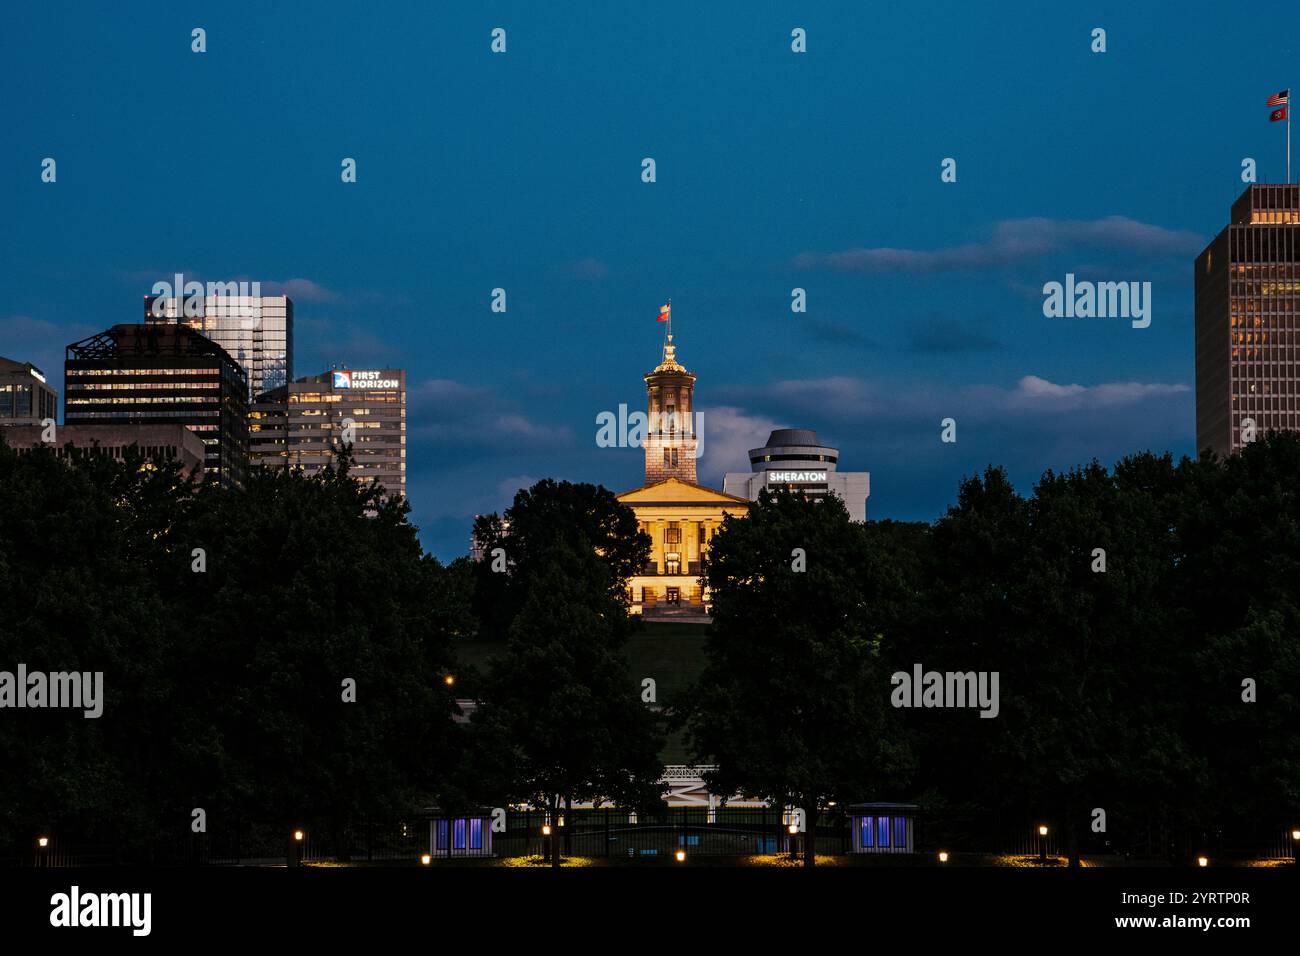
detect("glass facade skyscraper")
[144,293,293,401]
[1196,184,1300,456]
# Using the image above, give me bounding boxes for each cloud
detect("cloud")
[408,377,576,453]
[794,216,1205,274]
[695,405,784,483]
[262,278,340,302]
[568,258,609,280]
[1001,374,1189,409]
[805,319,878,349]
[909,317,999,353]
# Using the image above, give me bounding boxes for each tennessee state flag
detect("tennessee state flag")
[1271,106,1288,123]
[1267,89,1290,107]
[657,303,670,322]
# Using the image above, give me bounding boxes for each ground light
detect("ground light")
[938,851,949,863]
[675,850,686,862]
[1197,856,1209,867]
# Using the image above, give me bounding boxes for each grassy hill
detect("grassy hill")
[452,620,710,764]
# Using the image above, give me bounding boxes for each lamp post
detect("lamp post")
[36,836,49,869]
[1037,825,1049,863]
[1291,829,1300,867]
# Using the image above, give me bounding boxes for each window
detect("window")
[893,816,907,848]
[469,818,483,850]
[453,818,466,850]
[665,527,681,545]
[665,553,681,575]
[436,820,449,850]
[877,816,890,847]
[671,448,679,467]
[860,817,874,848]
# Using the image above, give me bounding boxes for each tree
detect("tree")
[471,481,660,865]
[679,492,914,866]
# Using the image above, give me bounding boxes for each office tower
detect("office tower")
[144,291,293,401]
[248,367,406,501]
[724,428,871,522]
[64,323,249,488]
[1195,184,1300,456]
[643,331,698,484]
[0,356,58,426]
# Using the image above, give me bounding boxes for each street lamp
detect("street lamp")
[443,675,455,687]
[37,836,49,848]
[293,829,304,842]
[421,853,432,865]
[938,851,949,863]
[1197,856,1209,868]
[1037,825,1049,862]
[675,849,686,862]
[541,824,552,836]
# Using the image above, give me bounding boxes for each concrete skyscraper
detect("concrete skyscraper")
[1195,184,1300,456]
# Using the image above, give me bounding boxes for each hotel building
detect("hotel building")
[0,356,58,427]
[724,428,871,521]
[1195,183,1300,456]
[64,324,249,488]
[144,292,293,402]
[617,332,748,615]
[248,367,406,501]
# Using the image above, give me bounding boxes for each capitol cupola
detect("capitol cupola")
[643,327,698,484]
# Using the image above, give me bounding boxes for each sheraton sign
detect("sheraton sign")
[766,471,827,483]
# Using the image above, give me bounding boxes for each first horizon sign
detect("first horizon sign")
[333,370,400,389]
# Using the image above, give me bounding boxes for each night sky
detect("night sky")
[3,1,1296,558]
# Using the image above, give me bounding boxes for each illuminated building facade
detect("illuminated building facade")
[144,292,293,401]
[617,334,748,615]
[0,356,58,427]
[724,428,871,521]
[1195,184,1300,456]
[64,324,248,488]
[249,367,406,501]
[643,331,698,484]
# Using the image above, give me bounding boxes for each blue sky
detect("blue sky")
[2,2,1296,558]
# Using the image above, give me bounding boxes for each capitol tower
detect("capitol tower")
[643,329,698,484]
